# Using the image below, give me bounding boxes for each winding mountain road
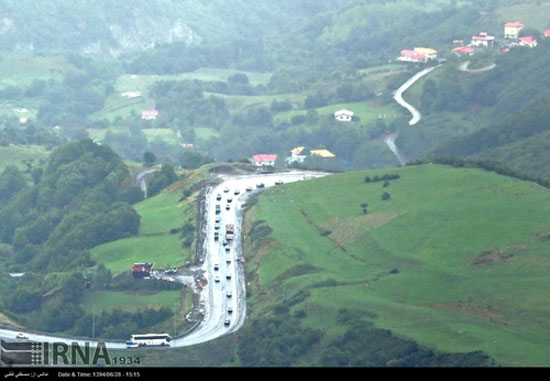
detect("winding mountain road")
[0,170,328,351]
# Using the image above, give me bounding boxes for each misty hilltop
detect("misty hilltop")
[0,0,352,55]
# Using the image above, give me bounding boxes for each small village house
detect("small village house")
[413,47,437,59]
[452,46,475,56]
[286,146,307,165]
[504,21,524,39]
[470,32,495,47]
[252,153,277,167]
[334,109,354,122]
[141,109,159,120]
[518,36,537,48]
[397,49,428,63]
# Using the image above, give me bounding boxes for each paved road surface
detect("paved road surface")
[0,170,328,350]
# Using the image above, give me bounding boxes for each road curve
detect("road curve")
[458,60,496,73]
[384,133,407,166]
[392,65,441,126]
[134,168,158,198]
[0,170,328,351]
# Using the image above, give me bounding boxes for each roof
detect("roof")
[310,149,336,159]
[472,34,495,41]
[505,21,524,28]
[141,109,159,116]
[452,46,475,54]
[413,47,437,55]
[400,49,427,61]
[253,154,277,163]
[291,146,305,155]
[334,109,354,117]
[545,30,550,37]
[519,36,537,44]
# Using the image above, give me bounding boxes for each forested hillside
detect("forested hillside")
[0,139,143,272]
[0,0,352,55]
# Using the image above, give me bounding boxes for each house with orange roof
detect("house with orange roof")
[504,21,524,39]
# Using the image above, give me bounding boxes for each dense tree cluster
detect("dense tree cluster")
[0,139,142,272]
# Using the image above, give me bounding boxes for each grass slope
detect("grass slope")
[243,164,550,366]
[90,167,206,274]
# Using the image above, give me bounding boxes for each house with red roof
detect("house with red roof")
[518,36,538,48]
[545,30,550,38]
[471,32,495,47]
[452,46,475,56]
[397,49,427,63]
[504,21,524,39]
[252,154,277,167]
[141,109,159,120]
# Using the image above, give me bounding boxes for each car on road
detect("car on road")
[226,273,231,279]
[275,180,284,185]
[215,205,221,214]
[215,216,220,223]
[16,333,28,340]
[222,240,228,246]
[246,186,253,192]
[256,183,265,188]
[214,222,220,230]
[227,306,233,314]
[214,232,219,240]
[227,197,233,203]
[226,290,232,298]
[214,263,219,271]
[225,204,230,210]
[225,246,230,253]
[223,187,230,193]
[216,194,222,201]
[224,318,230,326]
[226,256,231,263]
[214,275,220,282]
[234,189,240,195]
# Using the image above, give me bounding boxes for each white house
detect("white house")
[286,146,307,165]
[334,109,354,122]
[504,21,524,39]
[252,154,277,167]
[518,36,537,48]
[397,49,428,63]
[141,110,159,120]
[470,32,495,47]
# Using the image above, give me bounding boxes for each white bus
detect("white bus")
[127,333,171,348]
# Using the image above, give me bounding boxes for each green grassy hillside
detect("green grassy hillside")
[242,164,550,366]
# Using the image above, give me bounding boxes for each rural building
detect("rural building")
[397,49,428,63]
[518,36,538,48]
[121,91,143,98]
[19,117,28,124]
[141,109,159,120]
[413,47,438,59]
[334,109,354,122]
[470,32,495,47]
[310,149,336,159]
[504,21,524,39]
[545,30,550,38]
[286,146,307,165]
[452,46,475,56]
[252,153,277,166]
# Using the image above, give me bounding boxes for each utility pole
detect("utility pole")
[92,311,95,340]
[174,304,177,337]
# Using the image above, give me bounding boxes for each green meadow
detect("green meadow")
[0,144,51,173]
[243,164,550,366]
[82,290,182,314]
